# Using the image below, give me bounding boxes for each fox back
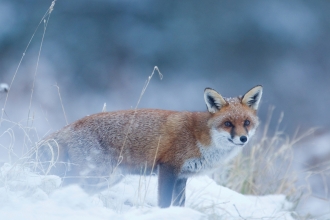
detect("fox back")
[35,85,263,208]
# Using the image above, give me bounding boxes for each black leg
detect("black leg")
[172,177,187,207]
[158,164,177,208]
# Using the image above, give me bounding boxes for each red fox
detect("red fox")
[35,85,262,208]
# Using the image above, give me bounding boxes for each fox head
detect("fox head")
[204,85,263,150]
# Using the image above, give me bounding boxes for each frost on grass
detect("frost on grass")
[0,163,295,220]
[0,83,9,93]
[0,163,61,204]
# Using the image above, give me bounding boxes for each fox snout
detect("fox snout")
[227,135,249,146]
[240,136,247,143]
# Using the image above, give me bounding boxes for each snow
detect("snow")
[294,131,330,217]
[0,163,294,220]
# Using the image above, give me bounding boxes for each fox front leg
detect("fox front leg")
[172,177,187,207]
[158,163,177,208]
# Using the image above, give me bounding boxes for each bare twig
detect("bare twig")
[55,84,68,125]
[27,1,56,127]
[115,66,163,169]
[233,204,247,220]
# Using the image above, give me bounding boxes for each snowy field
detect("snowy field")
[0,164,294,220]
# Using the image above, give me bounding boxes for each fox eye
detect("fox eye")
[224,121,233,127]
[244,120,250,126]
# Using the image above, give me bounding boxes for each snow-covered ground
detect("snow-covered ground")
[0,164,294,220]
[294,131,330,218]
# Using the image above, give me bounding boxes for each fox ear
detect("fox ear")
[204,88,227,113]
[242,85,263,110]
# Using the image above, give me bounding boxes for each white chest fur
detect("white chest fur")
[180,129,243,177]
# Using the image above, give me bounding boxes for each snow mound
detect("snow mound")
[0,164,294,219]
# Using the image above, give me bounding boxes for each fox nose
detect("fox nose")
[240,136,247,143]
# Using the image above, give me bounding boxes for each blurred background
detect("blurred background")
[0,0,329,217]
